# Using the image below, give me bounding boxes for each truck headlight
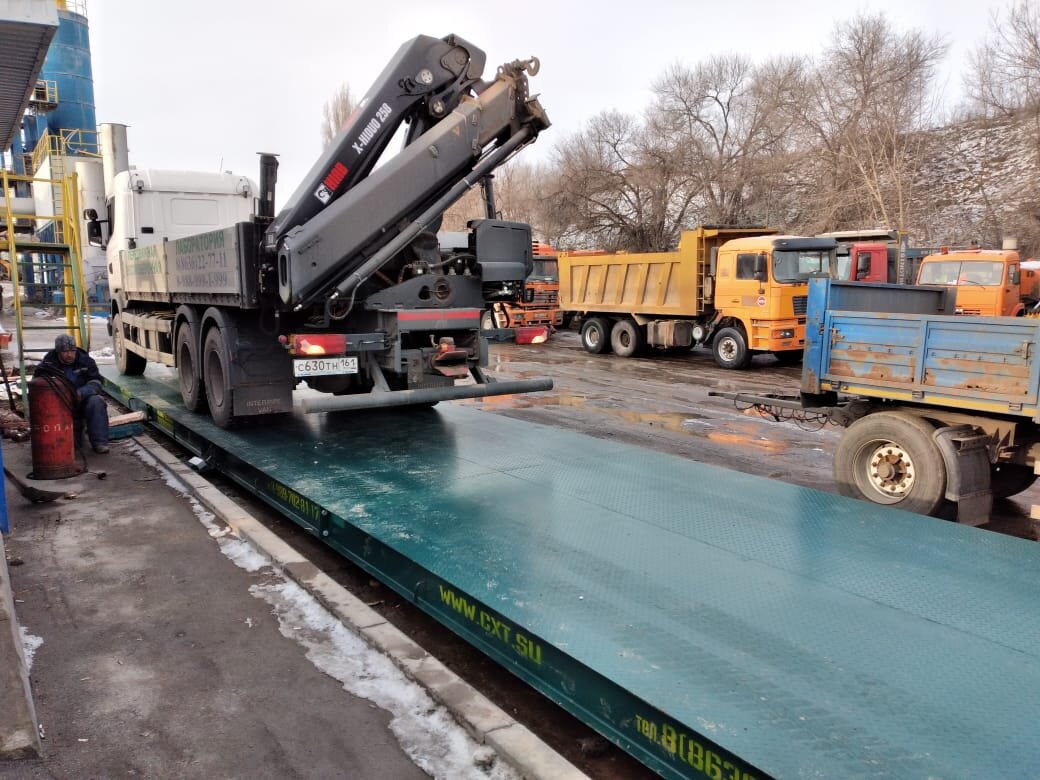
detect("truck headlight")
[772,328,794,339]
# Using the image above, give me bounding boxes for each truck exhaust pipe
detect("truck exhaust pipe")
[257,153,279,221]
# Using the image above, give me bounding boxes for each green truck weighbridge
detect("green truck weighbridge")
[102,366,1040,779]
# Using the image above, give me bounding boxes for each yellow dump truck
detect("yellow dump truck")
[559,226,837,368]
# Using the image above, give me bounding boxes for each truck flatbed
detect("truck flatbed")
[102,366,1040,779]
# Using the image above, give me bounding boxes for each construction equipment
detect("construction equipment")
[89,34,551,427]
[560,226,836,368]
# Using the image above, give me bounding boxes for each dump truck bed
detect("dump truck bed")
[559,227,775,317]
[803,278,1040,418]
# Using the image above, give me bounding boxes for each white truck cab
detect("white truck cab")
[92,168,257,289]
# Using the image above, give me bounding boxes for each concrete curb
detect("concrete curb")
[0,531,40,759]
[137,436,588,780]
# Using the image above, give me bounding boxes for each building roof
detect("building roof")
[0,0,58,148]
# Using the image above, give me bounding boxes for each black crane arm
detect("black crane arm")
[272,45,549,311]
[264,34,486,250]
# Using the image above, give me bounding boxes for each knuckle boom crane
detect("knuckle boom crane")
[101,34,551,427]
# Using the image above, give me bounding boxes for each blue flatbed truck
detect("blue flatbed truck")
[713,277,1040,523]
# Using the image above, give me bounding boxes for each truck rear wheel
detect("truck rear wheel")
[113,311,147,376]
[712,327,751,369]
[176,322,207,412]
[990,464,1038,499]
[203,327,234,428]
[581,317,612,354]
[610,319,644,358]
[834,412,946,515]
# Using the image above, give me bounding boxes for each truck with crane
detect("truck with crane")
[712,277,1040,525]
[86,34,551,427]
[558,226,837,368]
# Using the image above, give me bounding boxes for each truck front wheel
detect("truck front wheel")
[203,327,234,428]
[113,312,147,376]
[834,412,946,515]
[610,319,644,358]
[176,322,207,412]
[581,318,612,354]
[712,327,751,369]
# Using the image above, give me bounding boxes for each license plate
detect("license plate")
[293,356,358,377]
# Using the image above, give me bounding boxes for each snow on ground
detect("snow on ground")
[130,442,519,779]
[19,626,43,671]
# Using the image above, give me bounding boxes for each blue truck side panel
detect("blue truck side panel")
[804,278,1040,419]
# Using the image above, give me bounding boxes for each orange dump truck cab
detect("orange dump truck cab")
[916,248,1034,316]
[482,241,565,332]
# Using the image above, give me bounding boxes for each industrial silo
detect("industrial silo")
[34,0,96,149]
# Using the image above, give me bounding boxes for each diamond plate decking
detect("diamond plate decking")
[103,366,1040,779]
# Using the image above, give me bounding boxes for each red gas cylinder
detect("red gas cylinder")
[28,374,83,479]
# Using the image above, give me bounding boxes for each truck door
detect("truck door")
[714,249,767,317]
[1004,262,1021,315]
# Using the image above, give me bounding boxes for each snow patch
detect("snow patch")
[19,626,43,670]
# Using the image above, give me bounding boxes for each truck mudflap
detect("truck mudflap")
[300,377,553,413]
[932,425,993,526]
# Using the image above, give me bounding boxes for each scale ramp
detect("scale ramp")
[101,367,1040,779]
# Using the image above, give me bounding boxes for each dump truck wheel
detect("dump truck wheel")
[581,318,612,354]
[203,327,235,428]
[610,320,644,358]
[113,311,146,376]
[834,412,946,515]
[990,464,1037,499]
[176,322,207,412]
[712,327,751,369]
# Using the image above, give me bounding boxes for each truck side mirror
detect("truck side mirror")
[754,254,767,283]
[86,220,103,247]
[1011,268,1021,285]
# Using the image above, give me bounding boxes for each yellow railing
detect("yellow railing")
[56,0,88,16]
[30,128,100,173]
[31,79,58,106]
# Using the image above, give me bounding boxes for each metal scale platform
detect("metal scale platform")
[102,367,1040,779]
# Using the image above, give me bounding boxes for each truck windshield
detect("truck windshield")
[918,260,1004,286]
[772,250,831,283]
[531,259,558,279]
[834,253,852,281]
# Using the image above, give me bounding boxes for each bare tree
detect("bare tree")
[965,1,1040,118]
[651,54,805,226]
[800,13,947,231]
[320,84,357,147]
[540,110,695,251]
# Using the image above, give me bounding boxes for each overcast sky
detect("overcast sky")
[88,0,1010,207]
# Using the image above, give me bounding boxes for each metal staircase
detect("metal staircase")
[0,155,90,406]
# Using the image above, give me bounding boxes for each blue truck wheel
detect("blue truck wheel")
[834,412,947,515]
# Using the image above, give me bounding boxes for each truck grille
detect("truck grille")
[793,296,808,315]
[531,291,558,305]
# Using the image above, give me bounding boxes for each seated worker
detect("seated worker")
[40,334,109,454]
